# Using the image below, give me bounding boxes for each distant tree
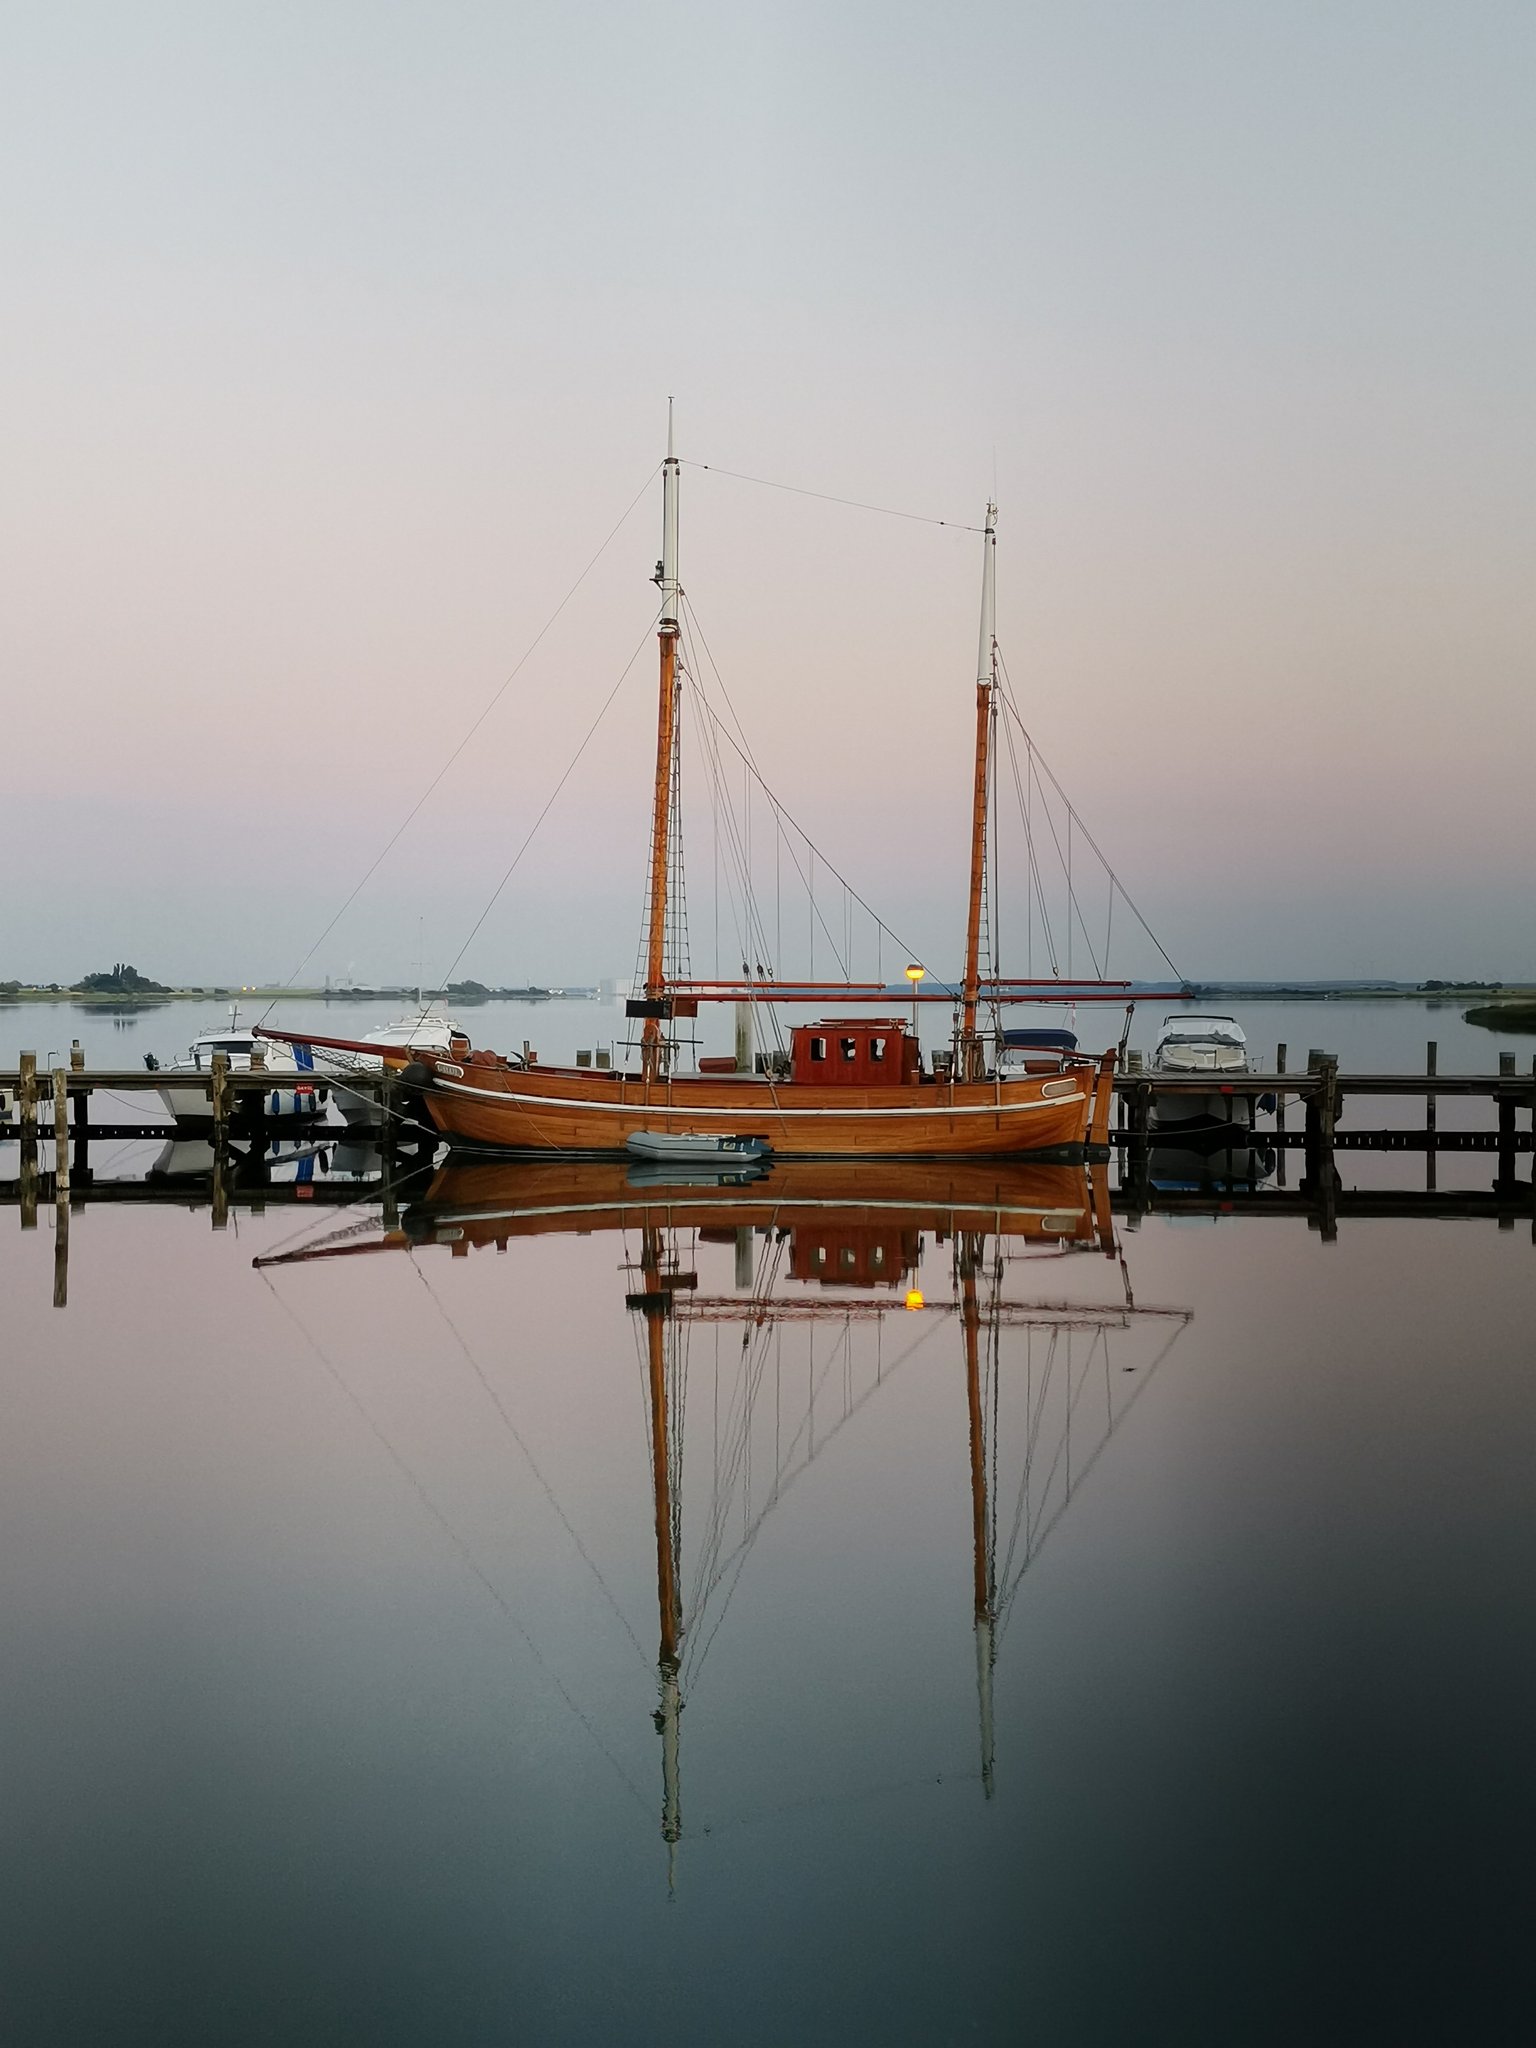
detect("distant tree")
[76,962,168,995]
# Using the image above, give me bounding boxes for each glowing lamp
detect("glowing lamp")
[904,1289,925,1311]
[904,962,925,1040]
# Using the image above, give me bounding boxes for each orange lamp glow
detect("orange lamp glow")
[904,1289,925,1310]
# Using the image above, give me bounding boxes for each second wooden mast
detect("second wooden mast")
[960,504,998,1080]
[642,410,683,1082]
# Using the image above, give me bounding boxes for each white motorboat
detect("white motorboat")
[1150,1014,1252,1129]
[153,1022,328,1124]
[626,1131,771,1164]
[279,1012,466,1123]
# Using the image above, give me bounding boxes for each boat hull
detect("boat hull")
[1149,1089,1253,1131]
[156,1080,323,1123]
[413,1053,1114,1158]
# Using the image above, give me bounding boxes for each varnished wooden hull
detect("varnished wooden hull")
[415,1051,1114,1158]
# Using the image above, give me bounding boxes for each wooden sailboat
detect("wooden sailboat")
[281,419,1118,1156]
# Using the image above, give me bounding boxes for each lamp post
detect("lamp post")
[905,963,925,1048]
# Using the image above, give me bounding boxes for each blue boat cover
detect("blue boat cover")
[1001,1028,1078,1051]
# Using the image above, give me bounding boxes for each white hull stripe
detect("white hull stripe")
[432,1077,1087,1119]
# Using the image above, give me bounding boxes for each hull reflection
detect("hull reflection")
[255,1158,1190,1885]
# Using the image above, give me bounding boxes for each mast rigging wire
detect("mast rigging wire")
[259,465,659,1018]
[435,604,664,993]
[994,650,1184,984]
[682,461,985,533]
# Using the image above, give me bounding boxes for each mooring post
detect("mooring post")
[735,999,754,1075]
[1424,1041,1438,1190]
[210,1050,230,1148]
[734,1226,753,1290]
[1496,1052,1517,1193]
[1274,1042,1287,1185]
[1304,1049,1323,1161]
[1319,1055,1339,1146]
[19,1051,37,1141]
[52,1069,70,1196]
[69,1040,90,1179]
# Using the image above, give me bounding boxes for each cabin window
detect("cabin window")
[870,1037,886,1062]
[814,1245,827,1265]
[809,1037,827,1061]
[840,1247,856,1269]
[839,1037,857,1062]
[871,1246,885,1267]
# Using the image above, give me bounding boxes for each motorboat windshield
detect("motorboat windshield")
[1155,1015,1246,1052]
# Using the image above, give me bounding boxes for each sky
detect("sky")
[2,0,1532,987]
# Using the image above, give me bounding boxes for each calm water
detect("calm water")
[2,1003,1533,2044]
[3,988,1530,1077]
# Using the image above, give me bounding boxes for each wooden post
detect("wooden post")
[1304,1049,1322,1160]
[211,1147,229,1230]
[1425,1041,1437,1191]
[1497,1054,1517,1193]
[1318,1054,1338,1145]
[19,1051,37,1139]
[210,1050,230,1146]
[52,1069,70,1196]
[70,1041,90,1176]
[1274,1042,1287,1186]
[734,1000,754,1075]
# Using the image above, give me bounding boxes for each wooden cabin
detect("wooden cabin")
[789,1018,921,1086]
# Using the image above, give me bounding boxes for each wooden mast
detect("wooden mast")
[960,505,997,1081]
[642,406,682,1082]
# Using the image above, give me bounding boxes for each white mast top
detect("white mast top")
[976,501,997,690]
[660,397,680,634]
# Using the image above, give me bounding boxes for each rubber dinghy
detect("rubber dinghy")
[626,1131,772,1164]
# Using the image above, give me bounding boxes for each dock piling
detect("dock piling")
[52,1070,70,1196]
[210,1051,230,1147]
[19,1052,37,1140]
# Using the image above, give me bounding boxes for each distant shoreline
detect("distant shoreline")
[0,985,568,1007]
[3,981,1529,1008]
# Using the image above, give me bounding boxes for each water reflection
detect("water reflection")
[261,1160,1191,1882]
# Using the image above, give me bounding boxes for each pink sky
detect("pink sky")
[3,3,1532,985]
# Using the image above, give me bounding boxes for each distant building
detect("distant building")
[599,976,633,1003]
